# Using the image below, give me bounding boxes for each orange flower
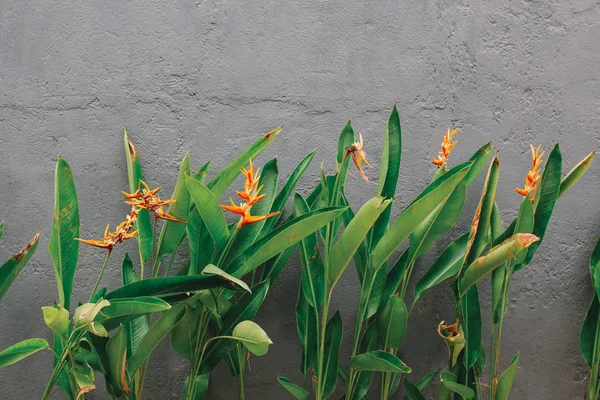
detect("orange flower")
[433,128,458,168]
[220,160,279,228]
[123,180,184,222]
[515,144,544,202]
[345,133,372,182]
[77,208,139,253]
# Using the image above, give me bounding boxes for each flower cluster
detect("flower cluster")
[515,144,544,202]
[345,133,372,182]
[76,180,184,252]
[433,128,458,168]
[220,160,279,228]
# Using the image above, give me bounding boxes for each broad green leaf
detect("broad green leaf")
[207,127,282,197]
[559,150,594,198]
[524,144,562,265]
[590,238,600,299]
[193,161,211,182]
[414,233,469,304]
[277,377,309,400]
[350,350,411,373]
[370,105,402,247]
[171,305,201,361]
[71,361,96,397]
[231,320,272,356]
[340,193,369,283]
[512,195,535,272]
[49,156,80,310]
[496,352,520,400]
[228,207,346,278]
[464,142,493,185]
[351,322,380,400]
[42,306,70,341]
[461,286,481,369]
[157,152,191,259]
[106,326,129,396]
[105,274,227,299]
[202,264,250,293]
[296,290,317,374]
[464,153,500,266]
[199,280,269,374]
[459,233,540,296]
[184,374,209,400]
[378,295,408,348]
[364,263,388,319]
[127,301,186,376]
[329,196,391,287]
[73,300,111,327]
[294,193,324,308]
[123,129,152,264]
[337,120,356,165]
[319,311,343,399]
[185,175,229,251]
[0,338,48,368]
[260,245,295,284]
[0,222,3,240]
[224,158,278,264]
[122,254,148,357]
[259,150,316,235]
[0,231,39,302]
[581,294,599,367]
[404,379,426,400]
[382,249,409,305]
[97,297,171,330]
[372,162,471,270]
[186,209,214,276]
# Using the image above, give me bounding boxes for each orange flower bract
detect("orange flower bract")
[433,128,458,168]
[515,144,544,203]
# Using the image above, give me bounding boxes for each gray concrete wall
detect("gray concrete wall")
[0,0,599,398]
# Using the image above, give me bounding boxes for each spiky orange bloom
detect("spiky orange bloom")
[220,160,279,228]
[515,144,544,203]
[433,128,459,168]
[77,207,139,253]
[123,180,184,222]
[345,133,372,182]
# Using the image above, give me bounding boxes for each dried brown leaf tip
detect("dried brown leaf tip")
[220,159,279,228]
[433,128,458,168]
[345,133,373,182]
[515,144,544,203]
[13,231,41,262]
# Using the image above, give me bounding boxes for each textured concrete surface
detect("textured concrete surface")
[0,0,599,398]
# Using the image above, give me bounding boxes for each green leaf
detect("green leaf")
[329,196,391,287]
[559,150,594,198]
[461,286,481,369]
[464,142,493,185]
[171,304,201,361]
[581,294,599,367]
[404,379,426,400]
[207,127,282,197]
[350,350,411,373]
[496,352,519,400]
[372,162,471,270]
[0,231,40,302]
[371,105,402,247]
[294,193,324,308]
[259,150,316,235]
[231,320,272,356]
[319,311,343,399]
[193,161,211,183]
[123,129,153,264]
[121,254,148,356]
[106,326,129,396]
[414,233,469,304]
[127,301,186,376]
[186,209,214,276]
[49,156,80,310]
[459,233,540,296]
[591,238,600,301]
[185,175,229,251]
[157,152,191,259]
[228,207,346,278]
[202,264,251,293]
[105,274,227,299]
[378,295,408,348]
[277,377,309,400]
[337,120,356,165]
[351,322,380,400]
[296,290,317,374]
[0,221,3,240]
[97,297,171,330]
[512,195,535,272]
[184,374,209,400]
[42,306,70,341]
[0,338,49,368]
[524,144,562,265]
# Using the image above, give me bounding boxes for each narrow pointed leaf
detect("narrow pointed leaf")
[106,326,129,396]
[202,264,251,293]
[277,377,309,400]
[0,338,48,368]
[559,150,594,198]
[0,231,40,302]
[121,254,148,356]
[105,275,227,299]
[496,352,520,400]
[296,290,317,374]
[186,209,214,275]
[580,294,599,367]
[404,379,426,400]
[320,312,343,399]
[378,295,408,348]
[351,350,411,373]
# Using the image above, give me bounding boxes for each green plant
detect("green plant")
[0,226,49,368]
[278,107,493,400]
[581,238,600,399]
[431,145,594,400]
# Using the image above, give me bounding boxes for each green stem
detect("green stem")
[217,221,241,268]
[237,344,246,400]
[163,245,179,277]
[187,308,209,399]
[491,265,512,399]
[90,252,111,301]
[590,313,600,400]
